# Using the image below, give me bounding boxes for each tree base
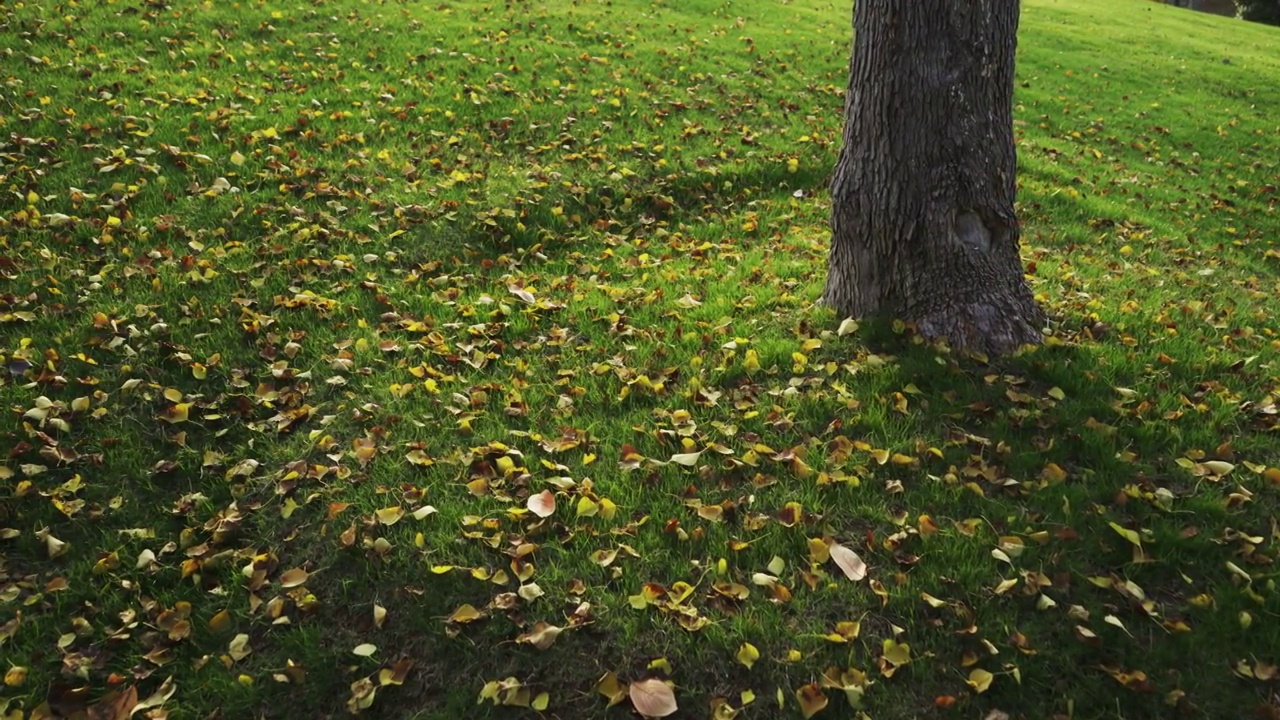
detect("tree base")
[911,294,1046,357]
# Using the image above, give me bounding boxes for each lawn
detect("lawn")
[2,0,1279,718]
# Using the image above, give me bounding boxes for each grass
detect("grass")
[1,0,1279,718]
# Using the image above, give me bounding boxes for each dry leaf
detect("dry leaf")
[448,604,484,624]
[516,621,563,650]
[228,633,252,661]
[795,683,828,719]
[629,678,678,718]
[279,567,309,588]
[967,667,994,693]
[669,451,703,466]
[527,490,557,518]
[829,542,867,581]
[376,506,405,526]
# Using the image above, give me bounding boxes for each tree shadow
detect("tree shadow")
[392,160,833,266]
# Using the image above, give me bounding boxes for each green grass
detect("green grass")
[2,0,1279,718]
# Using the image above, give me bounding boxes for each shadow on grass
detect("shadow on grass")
[393,160,832,265]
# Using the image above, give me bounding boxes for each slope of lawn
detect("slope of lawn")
[2,0,1279,718]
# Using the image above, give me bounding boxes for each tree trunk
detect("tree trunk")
[823,0,1046,356]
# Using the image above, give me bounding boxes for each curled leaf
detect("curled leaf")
[966,668,994,693]
[829,542,867,581]
[669,451,703,466]
[795,683,828,719]
[527,490,557,518]
[516,621,563,650]
[279,567,309,588]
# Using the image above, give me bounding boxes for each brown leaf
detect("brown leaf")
[279,567,309,588]
[629,678,678,718]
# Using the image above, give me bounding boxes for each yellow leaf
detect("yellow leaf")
[710,697,740,720]
[448,604,484,624]
[4,666,28,687]
[880,639,911,674]
[807,537,830,564]
[1041,462,1068,483]
[532,692,549,711]
[647,657,673,674]
[1108,522,1142,547]
[736,642,759,669]
[161,403,191,424]
[966,668,994,693]
[208,609,232,633]
[376,506,405,526]
[596,672,627,707]
[591,548,619,567]
[795,683,827,719]
[577,496,599,517]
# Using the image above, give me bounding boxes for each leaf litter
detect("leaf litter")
[0,0,1278,718]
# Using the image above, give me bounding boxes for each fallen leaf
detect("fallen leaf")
[228,633,252,661]
[967,668,994,693]
[279,567,309,588]
[829,542,867,581]
[516,621,563,650]
[448,604,484,624]
[629,678,678,718]
[669,450,703,466]
[527,490,557,518]
[795,683,828,719]
[596,672,627,707]
[376,506,405,526]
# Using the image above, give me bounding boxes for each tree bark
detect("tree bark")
[824,0,1046,356]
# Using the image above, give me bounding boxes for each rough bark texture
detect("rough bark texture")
[824,0,1046,356]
